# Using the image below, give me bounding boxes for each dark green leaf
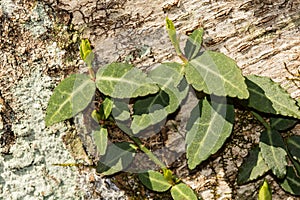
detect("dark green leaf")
[287,136,300,163]
[171,183,198,200]
[112,100,131,122]
[245,75,300,119]
[280,166,300,195]
[96,142,136,176]
[45,74,96,126]
[92,127,108,155]
[166,17,182,56]
[138,170,172,192]
[270,116,298,131]
[149,63,189,113]
[111,100,132,134]
[131,108,168,135]
[186,97,234,169]
[237,146,269,185]
[184,28,204,60]
[131,63,189,134]
[96,62,159,98]
[185,50,249,99]
[259,130,287,178]
[258,180,272,200]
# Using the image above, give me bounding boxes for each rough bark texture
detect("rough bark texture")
[1,0,299,199]
[53,0,300,97]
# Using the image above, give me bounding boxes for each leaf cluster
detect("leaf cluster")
[45,18,300,199]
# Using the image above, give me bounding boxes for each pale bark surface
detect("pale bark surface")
[0,0,299,199]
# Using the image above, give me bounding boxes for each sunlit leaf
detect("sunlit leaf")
[138,170,172,192]
[280,166,300,196]
[184,28,204,60]
[166,17,182,56]
[237,146,269,185]
[171,183,198,200]
[92,127,108,155]
[259,130,287,179]
[245,75,300,119]
[101,98,113,119]
[185,50,249,99]
[45,74,95,126]
[186,97,234,169]
[96,62,159,98]
[96,142,136,176]
[258,180,272,200]
[80,39,94,66]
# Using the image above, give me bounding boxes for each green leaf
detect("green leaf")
[166,17,182,56]
[171,183,198,200]
[280,166,300,196]
[112,100,131,122]
[80,39,94,66]
[131,63,189,134]
[258,180,272,200]
[149,63,189,113]
[245,75,300,119]
[96,142,136,176]
[101,98,113,119]
[92,127,108,155]
[237,146,269,185]
[287,136,300,163]
[45,74,96,126]
[186,97,234,169]
[138,170,172,192]
[184,28,204,60]
[259,130,287,178]
[270,116,298,131]
[185,50,249,99]
[96,62,159,98]
[131,91,169,134]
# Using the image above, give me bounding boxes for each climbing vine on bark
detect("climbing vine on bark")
[45,18,300,199]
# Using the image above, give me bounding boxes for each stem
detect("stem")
[251,111,271,131]
[129,135,167,170]
[178,53,188,64]
[88,63,96,81]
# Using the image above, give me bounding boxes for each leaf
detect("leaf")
[259,130,287,179]
[186,97,234,169]
[237,146,269,185]
[270,116,298,131]
[245,75,300,119]
[101,98,113,119]
[112,100,131,122]
[80,39,94,66]
[280,166,300,196]
[131,92,169,134]
[149,63,189,113]
[131,63,189,134]
[166,17,182,56]
[92,128,108,155]
[45,74,96,126]
[131,108,168,135]
[184,28,204,60]
[96,62,159,98]
[171,183,198,200]
[258,180,272,200]
[185,50,249,99]
[96,142,136,176]
[138,170,172,192]
[287,136,300,163]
